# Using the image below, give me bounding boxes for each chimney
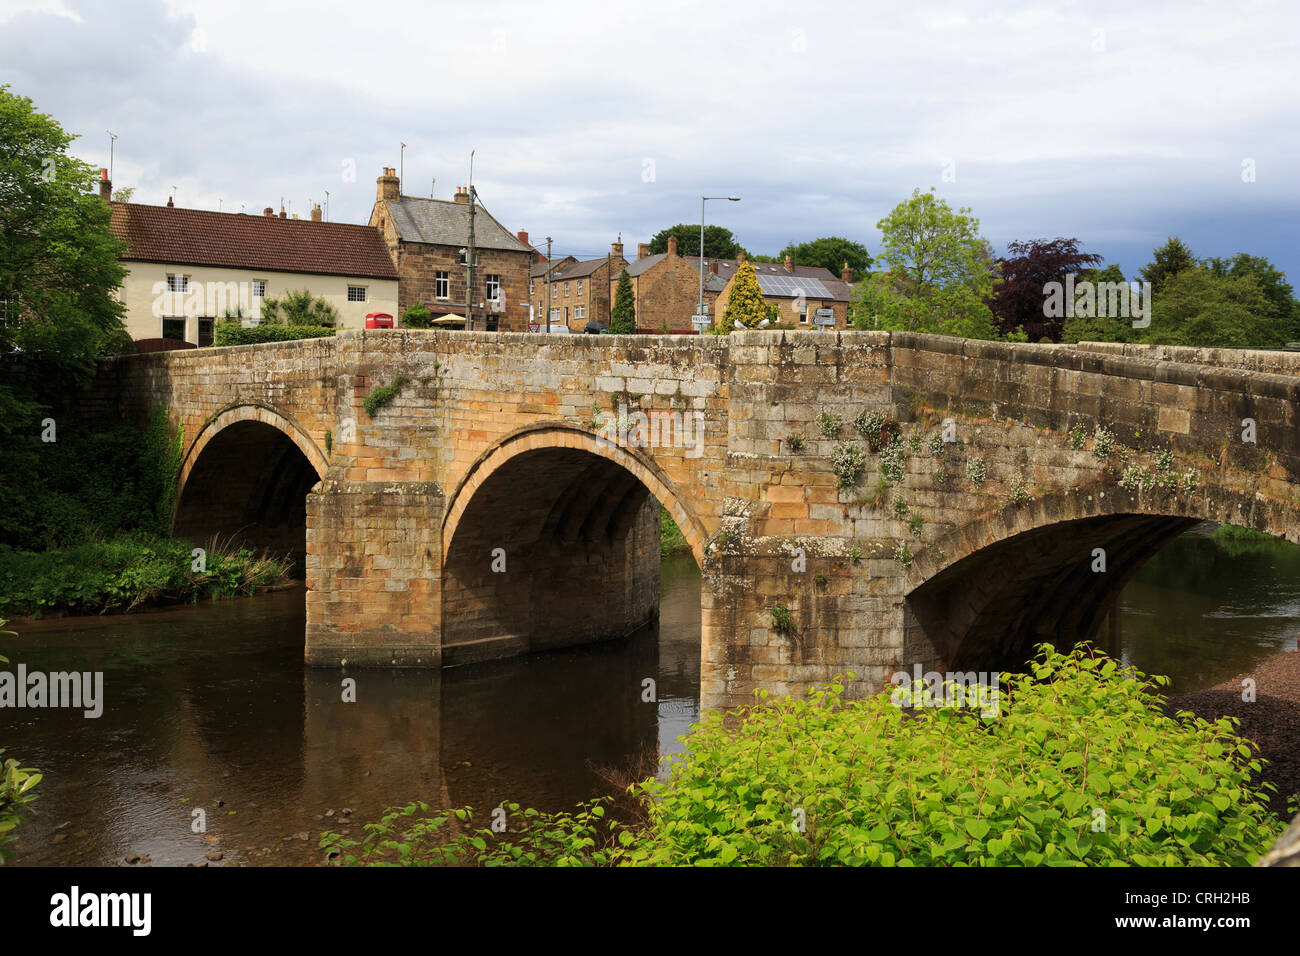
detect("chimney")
[611,236,624,259]
[99,169,112,203]
[377,167,400,202]
[667,235,678,257]
[263,207,274,217]
[167,196,174,208]
[637,242,649,260]
[709,260,719,275]
[279,203,287,219]
[311,203,322,222]
[292,213,299,220]
[517,229,530,246]
[784,253,794,273]
[738,250,746,263]
[841,261,854,284]
[453,185,470,205]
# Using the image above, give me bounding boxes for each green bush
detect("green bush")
[364,375,409,417]
[0,534,290,617]
[625,645,1282,866]
[402,304,434,329]
[214,322,335,346]
[0,749,40,865]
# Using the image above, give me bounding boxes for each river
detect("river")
[4,522,1298,866]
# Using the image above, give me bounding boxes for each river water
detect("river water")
[5,523,1298,866]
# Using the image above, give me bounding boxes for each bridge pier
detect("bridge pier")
[305,479,445,666]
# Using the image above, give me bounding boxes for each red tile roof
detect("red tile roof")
[109,203,398,280]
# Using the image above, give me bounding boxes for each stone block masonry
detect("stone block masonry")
[90,328,1300,710]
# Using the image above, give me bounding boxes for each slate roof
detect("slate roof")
[624,252,668,277]
[110,203,398,280]
[554,257,620,280]
[385,197,532,253]
[531,256,574,278]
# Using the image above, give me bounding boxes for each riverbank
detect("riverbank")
[0,533,292,620]
[660,509,691,558]
[1167,647,1300,819]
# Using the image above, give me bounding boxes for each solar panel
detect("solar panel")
[756,274,831,299]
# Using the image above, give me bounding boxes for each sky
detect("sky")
[2,0,1297,280]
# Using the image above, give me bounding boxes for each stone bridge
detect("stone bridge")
[88,330,1300,709]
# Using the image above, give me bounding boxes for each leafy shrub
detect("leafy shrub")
[1010,474,1031,504]
[0,748,40,865]
[893,541,913,566]
[624,646,1284,866]
[364,375,410,417]
[260,289,339,327]
[817,411,842,439]
[214,322,335,346]
[908,514,924,537]
[402,304,434,328]
[1092,425,1115,460]
[1069,426,1087,450]
[854,410,900,451]
[879,439,905,484]
[830,443,867,489]
[966,457,986,485]
[769,604,795,635]
[787,434,805,453]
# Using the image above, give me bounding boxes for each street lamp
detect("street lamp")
[699,195,740,327]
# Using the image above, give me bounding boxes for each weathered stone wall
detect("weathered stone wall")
[93,329,1300,710]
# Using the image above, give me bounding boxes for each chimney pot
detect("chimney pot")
[264,207,274,217]
[738,250,747,263]
[611,238,624,259]
[784,253,794,273]
[311,203,322,222]
[453,186,470,204]
[279,203,287,219]
[517,229,530,245]
[667,235,678,257]
[166,196,174,208]
[709,260,718,275]
[637,242,649,260]
[841,261,854,284]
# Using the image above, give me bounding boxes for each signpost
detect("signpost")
[691,314,710,332]
[813,308,835,329]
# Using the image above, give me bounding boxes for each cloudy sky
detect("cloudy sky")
[2,0,1296,279]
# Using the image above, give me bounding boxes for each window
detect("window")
[529,278,535,295]
[575,305,586,319]
[799,304,809,323]
[347,286,367,302]
[551,285,557,300]
[162,317,186,340]
[435,272,449,300]
[564,282,570,297]
[485,274,501,303]
[550,308,559,323]
[251,280,267,298]
[198,318,214,347]
[484,314,499,332]
[166,274,189,293]
[577,280,583,296]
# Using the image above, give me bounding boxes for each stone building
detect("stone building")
[528,255,575,327]
[532,240,628,330]
[612,235,724,331]
[712,254,855,329]
[105,174,398,346]
[368,167,534,331]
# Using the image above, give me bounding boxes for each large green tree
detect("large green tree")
[649,224,742,260]
[1138,237,1197,297]
[850,188,1000,338]
[1060,264,1136,344]
[1137,268,1280,349]
[1203,252,1299,342]
[0,84,127,432]
[778,236,873,276]
[610,269,636,333]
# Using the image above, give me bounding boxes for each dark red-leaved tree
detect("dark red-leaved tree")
[992,238,1103,341]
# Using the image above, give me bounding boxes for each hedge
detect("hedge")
[214,322,336,346]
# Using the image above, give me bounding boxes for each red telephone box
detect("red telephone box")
[365,312,394,329]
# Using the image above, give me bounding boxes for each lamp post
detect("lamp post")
[699,195,740,326]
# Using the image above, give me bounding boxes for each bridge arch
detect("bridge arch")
[438,424,709,663]
[901,479,1300,674]
[173,404,327,562]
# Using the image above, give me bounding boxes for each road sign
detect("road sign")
[691,314,710,331]
[812,309,836,326]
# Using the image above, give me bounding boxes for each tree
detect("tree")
[260,289,339,327]
[0,84,127,434]
[1137,268,1279,349]
[778,236,873,276]
[111,186,134,203]
[610,269,636,334]
[991,238,1103,341]
[648,224,742,260]
[1060,264,1135,344]
[850,188,1000,339]
[1139,237,1197,297]
[1203,253,1299,342]
[721,261,775,331]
